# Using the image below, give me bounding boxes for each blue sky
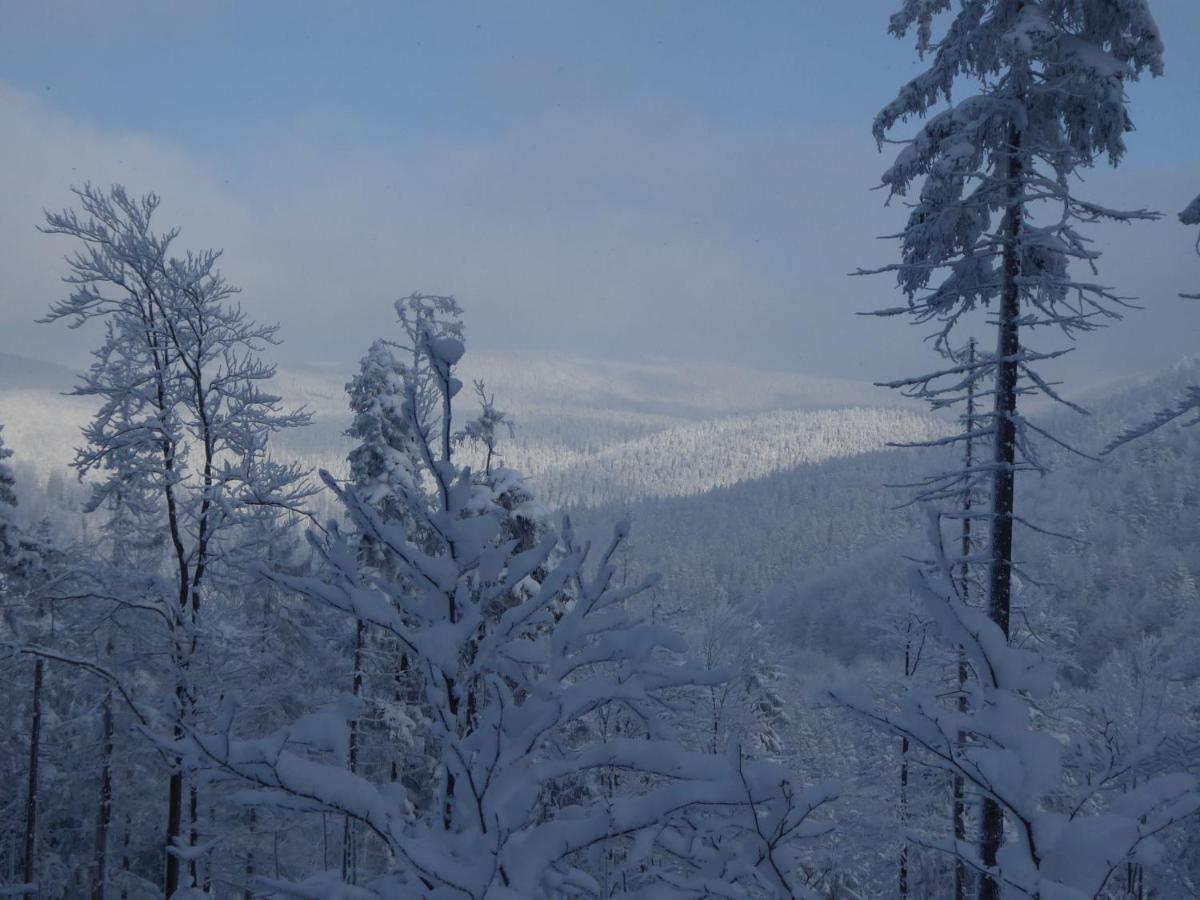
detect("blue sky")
[0,1,1197,382]
[2,1,1193,163]
[0,2,919,149]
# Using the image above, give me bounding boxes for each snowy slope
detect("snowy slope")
[271,352,941,507]
[0,349,939,513]
[570,355,1200,675]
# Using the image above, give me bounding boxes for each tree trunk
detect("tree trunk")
[166,750,183,895]
[342,617,365,884]
[980,116,1024,900]
[244,806,256,900]
[22,657,45,896]
[954,647,969,900]
[152,294,190,900]
[955,339,976,900]
[390,653,408,784]
[899,734,910,900]
[91,688,115,900]
[120,783,132,900]
[899,632,918,900]
[188,784,199,887]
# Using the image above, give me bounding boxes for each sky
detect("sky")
[0,0,1197,387]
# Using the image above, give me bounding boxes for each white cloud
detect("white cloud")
[0,81,1195,389]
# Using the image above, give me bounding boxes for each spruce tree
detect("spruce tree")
[862,5,1165,893]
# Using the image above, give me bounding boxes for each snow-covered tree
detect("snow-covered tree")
[346,339,421,539]
[0,442,96,898]
[683,590,791,761]
[180,318,836,898]
[0,424,16,564]
[860,5,1165,890]
[39,183,313,896]
[835,513,1200,899]
[0,428,37,896]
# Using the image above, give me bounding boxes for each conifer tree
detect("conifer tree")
[0,424,20,570]
[181,311,837,899]
[835,513,1200,898]
[861,5,1165,892]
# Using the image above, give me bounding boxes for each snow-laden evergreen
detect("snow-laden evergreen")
[861,4,1168,892]
[178,319,837,898]
[0,424,17,564]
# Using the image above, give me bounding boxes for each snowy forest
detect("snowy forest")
[1,3,1200,899]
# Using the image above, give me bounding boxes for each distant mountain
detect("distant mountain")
[456,351,904,420]
[519,406,945,508]
[276,350,905,422]
[271,351,940,507]
[570,355,1200,677]
[0,346,931,512]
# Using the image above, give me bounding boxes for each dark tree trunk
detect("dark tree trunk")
[120,785,132,900]
[955,339,976,900]
[244,806,256,900]
[342,617,366,884]
[390,652,410,784]
[899,632,920,900]
[899,734,910,900]
[188,784,199,887]
[91,688,115,900]
[1126,861,1144,899]
[152,294,189,900]
[980,117,1024,900]
[166,750,183,894]
[22,658,45,895]
[954,647,970,900]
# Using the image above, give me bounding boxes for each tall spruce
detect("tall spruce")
[861,4,1165,893]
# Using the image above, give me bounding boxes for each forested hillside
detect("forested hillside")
[4,339,1198,897]
[579,356,1200,673]
[563,356,1200,897]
